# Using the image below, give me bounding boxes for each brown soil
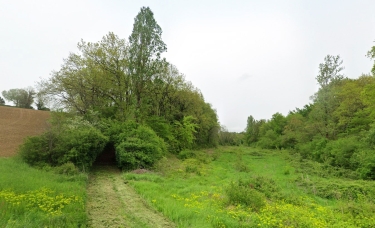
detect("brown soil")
[0,106,50,157]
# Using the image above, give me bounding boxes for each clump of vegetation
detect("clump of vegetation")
[115,125,166,170]
[225,180,266,211]
[19,113,108,171]
[54,162,79,176]
[295,175,375,201]
[234,148,251,172]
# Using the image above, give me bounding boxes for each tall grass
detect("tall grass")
[123,146,375,227]
[0,157,87,227]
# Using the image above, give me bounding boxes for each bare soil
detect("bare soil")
[86,166,175,228]
[0,106,50,157]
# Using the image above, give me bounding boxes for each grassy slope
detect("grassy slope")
[0,157,87,227]
[123,147,375,228]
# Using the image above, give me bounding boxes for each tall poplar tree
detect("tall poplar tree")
[128,6,167,121]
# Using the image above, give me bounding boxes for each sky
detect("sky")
[1,0,375,132]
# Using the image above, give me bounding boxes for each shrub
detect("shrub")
[257,130,281,149]
[177,149,196,160]
[296,137,328,160]
[115,125,166,170]
[53,127,108,170]
[101,120,138,143]
[54,162,79,175]
[19,135,50,167]
[19,116,108,171]
[225,180,266,211]
[322,136,362,169]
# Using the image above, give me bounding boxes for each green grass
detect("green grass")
[0,157,87,227]
[123,146,375,227]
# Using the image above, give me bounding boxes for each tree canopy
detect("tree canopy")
[23,6,219,171]
[244,52,375,179]
[2,87,35,109]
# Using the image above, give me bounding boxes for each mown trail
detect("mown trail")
[86,166,175,228]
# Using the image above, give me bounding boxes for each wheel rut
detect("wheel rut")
[86,166,175,228]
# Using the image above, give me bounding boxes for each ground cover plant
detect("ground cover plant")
[123,146,375,227]
[0,157,87,227]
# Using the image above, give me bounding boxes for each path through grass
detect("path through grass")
[86,166,175,228]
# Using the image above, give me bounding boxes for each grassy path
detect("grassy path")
[86,166,175,228]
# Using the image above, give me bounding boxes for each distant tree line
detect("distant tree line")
[1,87,49,110]
[244,52,375,180]
[19,7,219,171]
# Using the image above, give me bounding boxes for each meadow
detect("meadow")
[123,146,375,228]
[0,157,87,227]
[2,142,375,227]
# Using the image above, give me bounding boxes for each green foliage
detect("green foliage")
[128,6,167,121]
[258,130,281,149]
[123,146,375,227]
[0,158,87,227]
[0,96,4,105]
[233,148,250,172]
[366,43,375,75]
[39,7,220,150]
[218,125,244,146]
[246,176,280,198]
[2,87,35,108]
[173,115,198,150]
[323,136,362,168]
[177,149,216,164]
[316,55,344,88]
[295,175,375,201]
[225,180,266,211]
[115,125,166,170]
[101,119,138,144]
[20,114,108,170]
[245,116,264,145]
[54,162,79,176]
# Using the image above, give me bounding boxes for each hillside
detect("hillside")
[0,106,50,157]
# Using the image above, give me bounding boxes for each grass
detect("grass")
[0,157,87,227]
[123,146,375,227]
[3,146,375,227]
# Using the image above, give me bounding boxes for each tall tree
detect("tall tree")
[40,32,130,117]
[128,6,167,121]
[367,42,375,75]
[0,96,5,105]
[316,55,344,88]
[245,115,264,145]
[311,55,345,139]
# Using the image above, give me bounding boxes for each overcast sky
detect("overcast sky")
[1,0,375,132]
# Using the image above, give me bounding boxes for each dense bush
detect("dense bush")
[115,125,166,170]
[257,130,281,149]
[225,180,266,211]
[19,116,108,170]
[295,176,375,201]
[323,136,362,168]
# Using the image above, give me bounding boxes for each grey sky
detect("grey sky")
[1,0,375,132]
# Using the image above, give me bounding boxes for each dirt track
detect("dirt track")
[0,106,50,157]
[86,166,175,228]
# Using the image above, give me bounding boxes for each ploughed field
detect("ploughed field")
[0,106,50,157]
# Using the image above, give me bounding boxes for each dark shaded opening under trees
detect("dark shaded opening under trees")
[94,143,117,166]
